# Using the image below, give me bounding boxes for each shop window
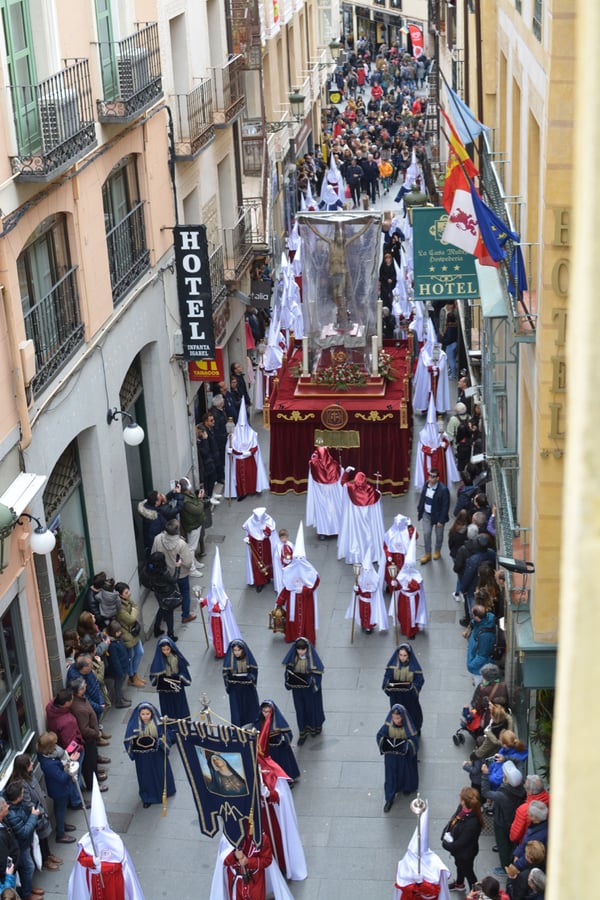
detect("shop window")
[43,442,92,624]
[0,602,35,770]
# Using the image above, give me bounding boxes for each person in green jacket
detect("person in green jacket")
[179,477,207,565]
[115,583,145,687]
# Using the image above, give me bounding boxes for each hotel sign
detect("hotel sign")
[412,207,479,301]
[174,225,216,360]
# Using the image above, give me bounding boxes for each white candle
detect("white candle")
[371,335,378,376]
[302,336,309,376]
[377,298,383,344]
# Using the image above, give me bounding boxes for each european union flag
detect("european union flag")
[508,244,529,296]
[469,182,519,263]
[176,720,262,848]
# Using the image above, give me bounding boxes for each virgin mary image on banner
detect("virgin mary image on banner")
[201,750,249,797]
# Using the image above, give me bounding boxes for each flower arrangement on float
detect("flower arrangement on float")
[378,348,397,381]
[314,361,367,391]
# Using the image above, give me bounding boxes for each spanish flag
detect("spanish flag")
[441,107,478,213]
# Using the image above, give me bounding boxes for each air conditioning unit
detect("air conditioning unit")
[39,89,81,151]
[117,48,150,98]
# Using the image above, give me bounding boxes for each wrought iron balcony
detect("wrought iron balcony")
[209,244,227,310]
[105,201,150,304]
[223,208,254,282]
[242,197,268,249]
[97,23,162,123]
[212,56,246,126]
[230,0,262,69]
[23,267,84,392]
[9,60,97,182]
[171,79,215,160]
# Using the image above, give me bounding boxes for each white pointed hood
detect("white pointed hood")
[293,522,306,558]
[304,180,317,211]
[395,801,451,889]
[398,531,422,589]
[90,774,109,831]
[424,317,438,355]
[384,515,411,553]
[207,546,229,605]
[288,222,300,252]
[231,397,257,454]
[419,393,441,449]
[283,525,318,591]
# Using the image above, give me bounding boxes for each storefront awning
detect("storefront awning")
[475,261,508,318]
[0,472,47,515]
[515,616,557,688]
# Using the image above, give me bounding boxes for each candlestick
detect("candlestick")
[371,335,378,377]
[377,298,383,344]
[302,336,309,376]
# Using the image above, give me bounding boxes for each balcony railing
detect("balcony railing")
[97,23,162,123]
[24,267,84,392]
[242,197,268,248]
[105,201,150,304]
[212,56,246,126]
[9,59,97,181]
[231,0,262,69]
[223,208,254,281]
[171,79,215,160]
[209,245,227,310]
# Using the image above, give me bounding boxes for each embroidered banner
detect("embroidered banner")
[176,720,262,848]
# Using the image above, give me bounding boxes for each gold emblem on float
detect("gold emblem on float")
[320,404,349,430]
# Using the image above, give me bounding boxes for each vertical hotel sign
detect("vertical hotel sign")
[174,225,216,360]
[412,207,479,301]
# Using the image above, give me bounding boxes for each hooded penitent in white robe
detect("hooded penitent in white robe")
[224,398,269,499]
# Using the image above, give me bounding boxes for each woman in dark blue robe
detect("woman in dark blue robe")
[149,637,191,734]
[222,639,260,727]
[381,643,424,733]
[254,700,301,782]
[376,703,419,813]
[282,637,325,745]
[124,702,176,808]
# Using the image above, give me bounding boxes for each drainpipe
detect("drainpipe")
[1,283,32,451]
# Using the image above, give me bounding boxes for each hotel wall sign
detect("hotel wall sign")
[174,225,216,360]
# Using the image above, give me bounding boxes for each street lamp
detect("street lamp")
[288,90,306,123]
[0,504,56,571]
[106,408,145,446]
[329,39,342,62]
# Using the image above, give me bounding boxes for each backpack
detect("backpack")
[480,623,506,661]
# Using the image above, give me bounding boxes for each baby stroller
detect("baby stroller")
[452,706,483,746]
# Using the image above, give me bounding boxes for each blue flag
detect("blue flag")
[176,720,262,848]
[469,182,519,263]
[508,244,529,296]
[445,84,490,146]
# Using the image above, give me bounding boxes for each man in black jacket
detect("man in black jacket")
[345,157,364,208]
[417,468,450,564]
